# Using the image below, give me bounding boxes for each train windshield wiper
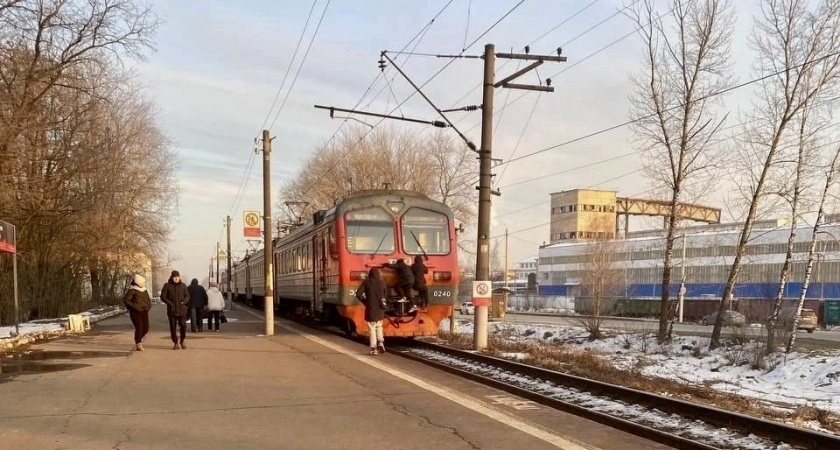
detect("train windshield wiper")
[410,230,428,260]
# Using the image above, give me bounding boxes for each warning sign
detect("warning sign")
[0,220,15,253]
[243,211,261,237]
[472,280,491,306]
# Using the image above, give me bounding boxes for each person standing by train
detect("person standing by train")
[160,270,190,350]
[411,255,429,308]
[206,280,225,331]
[355,267,387,355]
[187,278,208,332]
[123,274,151,351]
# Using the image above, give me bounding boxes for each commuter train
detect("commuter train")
[221,189,459,337]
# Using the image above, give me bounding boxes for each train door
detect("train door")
[312,235,321,315]
[245,263,251,303]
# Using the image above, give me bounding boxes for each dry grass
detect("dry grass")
[435,330,840,434]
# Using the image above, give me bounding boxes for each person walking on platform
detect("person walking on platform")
[160,270,190,350]
[187,278,208,332]
[206,280,225,331]
[386,259,415,312]
[123,274,151,351]
[411,255,429,308]
[355,267,387,355]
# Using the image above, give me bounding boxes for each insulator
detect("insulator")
[557,47,563,56]
[378,56,387,71]
[524,45,530,54]
[546,78,552,87]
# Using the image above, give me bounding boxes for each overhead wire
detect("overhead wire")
[267,0,333,130]
[226,0,319,218]
[305,0,529,189]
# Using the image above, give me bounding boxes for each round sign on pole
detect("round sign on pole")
[473,281,492,306]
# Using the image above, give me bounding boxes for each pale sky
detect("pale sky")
[136,0,763,280]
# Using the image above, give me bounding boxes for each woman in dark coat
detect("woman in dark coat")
[123,274,152,351]
[355,267,387,355]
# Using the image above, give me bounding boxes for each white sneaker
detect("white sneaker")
[408,305,418,313]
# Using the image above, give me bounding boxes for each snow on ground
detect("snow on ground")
[0,306,124,340]
[439,317,840,417]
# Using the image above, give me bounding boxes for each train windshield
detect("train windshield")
[401,208,450,255]
[345,207,395,254]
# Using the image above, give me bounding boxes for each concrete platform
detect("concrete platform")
[0,304,671,450]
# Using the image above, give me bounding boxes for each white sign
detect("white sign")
[472,281,492,299]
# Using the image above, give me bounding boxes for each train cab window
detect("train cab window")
[345,207,395,254]
[401,208,450,255]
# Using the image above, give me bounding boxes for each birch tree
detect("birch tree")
[786,143,840,352]
[710,0,840,348]
[628,0,734,343]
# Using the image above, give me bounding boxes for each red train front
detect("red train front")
[334,191,459,337]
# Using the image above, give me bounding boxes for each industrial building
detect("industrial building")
[538,189,840,302]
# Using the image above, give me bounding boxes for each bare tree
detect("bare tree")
[710,0,840,348]
[278,126,478,225]
[766,96,833,350]
[576,221,622,339]
[786,143,840,352]
[628,0,734,343]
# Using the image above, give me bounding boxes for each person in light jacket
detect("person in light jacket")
[355,267,387,355]
[206,281,225,331]
[160,270,190,350]
[123,274,151,351]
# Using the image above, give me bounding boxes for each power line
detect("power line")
[308,0,456,167]
[499,48,840,169]
[304,0,528,190]
[457,0,684,135]
[355,0,530,143]
[256,0,319,137]
[268,0,332,131]
[228,1,318,217]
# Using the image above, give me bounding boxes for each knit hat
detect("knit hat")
[171,270,180,277]
[133,274,146,288]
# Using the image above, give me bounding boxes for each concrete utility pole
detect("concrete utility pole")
[262,129,275,336]
[215,242,220,282]
[226,215,233,310]
[474,44,566,351]
[474,44,496,351]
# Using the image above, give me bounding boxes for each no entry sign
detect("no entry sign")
[0,220,15,253]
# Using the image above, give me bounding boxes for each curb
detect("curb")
[0,307,126,352]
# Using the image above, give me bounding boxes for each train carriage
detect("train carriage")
[223,189,459,338]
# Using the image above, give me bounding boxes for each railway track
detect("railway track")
[242,301,840,449]
[392,340,840,450]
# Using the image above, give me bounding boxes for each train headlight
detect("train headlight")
[350,271,368,281]
[433,271,452,282]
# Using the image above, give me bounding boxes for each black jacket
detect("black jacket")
[389,260,414,285]
[123,288,151,312]
[188,279,208,308]
[411,257,428,288]
[356,276,387,322]
[160,277,190,317]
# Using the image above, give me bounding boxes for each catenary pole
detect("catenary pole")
[216,242,220,282]
[262,130,275,336]
[226,215,233,310]
[474,43,495,351]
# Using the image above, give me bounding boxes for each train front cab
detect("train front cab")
[334,200,458,338]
